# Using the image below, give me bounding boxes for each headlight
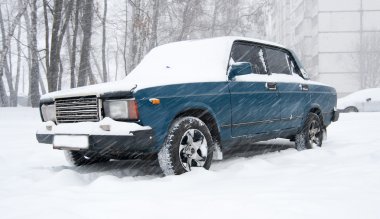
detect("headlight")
[41,104,56,122]
[103,99,139,120]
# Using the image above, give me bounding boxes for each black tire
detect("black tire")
[295,113,323,151]
[158,117,214,175]
[344,106,359,113]
[64,151,109,166]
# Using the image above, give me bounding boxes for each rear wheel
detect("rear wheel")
[344,106,358,113]
[64,151,109,166]
[158,117,213,175]
[295,113,323,151]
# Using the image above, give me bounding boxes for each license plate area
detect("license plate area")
[53,135,89,150]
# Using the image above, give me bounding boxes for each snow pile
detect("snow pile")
[1,108,380,219]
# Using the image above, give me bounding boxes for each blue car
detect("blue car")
[36,37,339,175]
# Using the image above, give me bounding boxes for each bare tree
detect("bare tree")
[0,1,26,107]
[47,0,63,92]
[77,0,94,87]
[70,0,81,88]
[43,0,50,77]
[15,23,21,104]
[149,0,160,51]
[123,0,128,75]
[0,7,16,106]
[177,0,202,41]
[29,0,41,107]
[102,0,108,82]
[47,0,74,92]
[128,0,141,72]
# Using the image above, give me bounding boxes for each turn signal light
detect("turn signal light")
[149,98,161,105]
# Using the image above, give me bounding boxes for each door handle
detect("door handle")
[300,84,309,91]
[266,82,277,91]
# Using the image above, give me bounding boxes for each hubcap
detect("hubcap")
[179,129,208,171]
[309,120,321,148]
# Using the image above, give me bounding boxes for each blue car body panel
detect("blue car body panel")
[134,80,337,153]
[134,82,231,152]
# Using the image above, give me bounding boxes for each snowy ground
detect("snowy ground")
[1,108,380,219]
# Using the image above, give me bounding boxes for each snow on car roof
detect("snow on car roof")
[124,36,286,88]
[41,37,287,100]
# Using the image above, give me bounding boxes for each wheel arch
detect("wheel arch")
[174,108,221,144]
[308,104,324,126]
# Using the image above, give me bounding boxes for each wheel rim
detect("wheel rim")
[179,129,208,171]
[308,120,322,148]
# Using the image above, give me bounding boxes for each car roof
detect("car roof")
[187,36,287,50]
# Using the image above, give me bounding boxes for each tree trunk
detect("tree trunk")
[47,0,73,92]
[211,1,219,37]
[29,0,41,107]
[70,0,81,88]
[47,0,63,92]
[58,58,63,90]
[123,0,128,75]
[128,0,141,72]
[90,49,103,81]
[0,0,26,107]
[0,7,15,106]
[102,0,108,82]
[77,0,94,87]
[43,0,50,75]
[149,0,160,51]
[15,23,22,106]
[0,69,7,106]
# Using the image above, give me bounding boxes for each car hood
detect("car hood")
[40,81,137,101]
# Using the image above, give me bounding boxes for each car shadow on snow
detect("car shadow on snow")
[47,139,295,179]
[222,139,295,160]
[49,159,164,178]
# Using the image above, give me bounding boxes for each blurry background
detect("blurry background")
[0,0,379,107]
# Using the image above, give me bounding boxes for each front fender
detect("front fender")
[134,83,230,152]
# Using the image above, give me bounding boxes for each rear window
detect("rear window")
[265,48,291,75]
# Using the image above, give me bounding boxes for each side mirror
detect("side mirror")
[228,62,253,81]
[366,98,372,102]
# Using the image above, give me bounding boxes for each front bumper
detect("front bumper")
[36,118,156,155]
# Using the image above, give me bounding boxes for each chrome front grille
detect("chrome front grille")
[55,96,100,123]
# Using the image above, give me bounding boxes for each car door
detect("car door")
[228,42,281,137]
[265,47,310,130]
[263,47,309,130]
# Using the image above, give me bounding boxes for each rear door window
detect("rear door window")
[265,48,291,75]
[230,43,268,75]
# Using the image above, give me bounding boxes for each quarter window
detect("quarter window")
[265,48,291,75]
[287,54,301,75]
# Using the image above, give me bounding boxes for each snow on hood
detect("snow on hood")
[41,81,137,100]
[41,36,287,100]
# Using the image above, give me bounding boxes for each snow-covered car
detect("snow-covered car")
[337,88,380,113]
[36,37,339,175]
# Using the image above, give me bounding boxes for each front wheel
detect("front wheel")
[295,113,323,151]
[158,117,213,175]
